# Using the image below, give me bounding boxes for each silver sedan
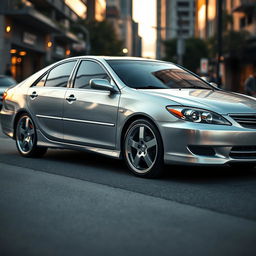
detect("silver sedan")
[1,57,256,178]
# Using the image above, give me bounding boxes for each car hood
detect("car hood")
[139,89,256,114]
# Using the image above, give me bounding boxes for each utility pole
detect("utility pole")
[156,0,162,59]
[177,13,184,66]
[216,0,223,85]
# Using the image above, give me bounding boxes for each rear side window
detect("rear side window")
[74,61,110,89]
[34,74,47,87]
[44,61,76,88]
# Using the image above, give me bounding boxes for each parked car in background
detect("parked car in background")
[0,75,17,108]
[1,57,256,178]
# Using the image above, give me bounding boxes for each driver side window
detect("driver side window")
[74,61,110,89]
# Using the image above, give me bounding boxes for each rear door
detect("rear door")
[63,60,120,148]
[27,61,77,141]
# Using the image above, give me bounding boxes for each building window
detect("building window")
[177,20,190,26]
[177,2,189,8]
[177,11,189,17]
[240,17,246,28]
[247,13,253,25]
[178,29,189,36]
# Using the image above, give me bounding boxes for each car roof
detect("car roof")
[64,56,167,63]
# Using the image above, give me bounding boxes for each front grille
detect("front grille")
[230,114,256,129]
[230,146,256,159]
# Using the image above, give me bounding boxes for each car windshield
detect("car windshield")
[107,60,213,90]
[0,77,16,87]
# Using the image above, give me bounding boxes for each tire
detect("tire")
[15,113,47,158]
[123,119,164,178]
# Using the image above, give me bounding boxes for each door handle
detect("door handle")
[30,91,38,99]
[66,94,76,103]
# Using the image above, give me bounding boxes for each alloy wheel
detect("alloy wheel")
[125,123,158,174]
[16,115,35,154]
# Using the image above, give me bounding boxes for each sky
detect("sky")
[133,0,156,58]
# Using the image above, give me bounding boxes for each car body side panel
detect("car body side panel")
[27,87,67,141]
[0,85,29,138]
[63,88,120,148]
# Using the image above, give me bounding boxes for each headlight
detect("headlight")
[166,106,231,125]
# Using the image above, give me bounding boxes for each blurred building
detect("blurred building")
[156,0,195,59]
[195,0,256,92]
[119,0,133,55]
[132,21,142,57]
[156,0,167,59]
[106,0,122,39]
[166,0,195,39]
[195,0,216,39]
[106,0,141,56]
[87,0,106,21]
[0,0,90,81]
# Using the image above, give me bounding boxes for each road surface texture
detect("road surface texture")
[0,129,256,256]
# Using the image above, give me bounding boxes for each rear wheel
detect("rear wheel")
[123,119,164,178]
[15,113,47,157]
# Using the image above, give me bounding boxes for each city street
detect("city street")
[0,129,256,255]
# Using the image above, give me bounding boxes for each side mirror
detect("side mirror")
[90,79,118,94]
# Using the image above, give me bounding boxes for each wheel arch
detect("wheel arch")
[13,109,30,138]
[120,114,164,157]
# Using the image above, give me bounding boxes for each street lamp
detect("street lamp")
[5,25,11,33]
[122,48,128,55]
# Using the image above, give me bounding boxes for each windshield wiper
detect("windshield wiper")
[136,86,163,89]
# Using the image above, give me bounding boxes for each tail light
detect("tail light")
[2,91,8,102]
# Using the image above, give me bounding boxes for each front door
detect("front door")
[63,60,120,149]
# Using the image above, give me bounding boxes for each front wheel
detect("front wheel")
[123,119,164,178]
[15,113,47,157]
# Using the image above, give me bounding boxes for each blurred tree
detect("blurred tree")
[207,30,250,59]
[83,20,124,56]
[164,38,208,73]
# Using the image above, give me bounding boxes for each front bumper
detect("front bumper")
[159,120,256,165]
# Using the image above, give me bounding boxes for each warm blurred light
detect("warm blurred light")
[24,0,32,7]
[122,48,128,54]
[65,0,87,19]
[10,49,17,54]
[5,25,11,33]
[220,56,224,61]
[19,51,27,56]
[208,0,216,20]
[198,4,206,30]
[17,57,22,63]
[95,0,106,21]
[47,41,53,48]
[11,56,17,64]
[66,49,71,56]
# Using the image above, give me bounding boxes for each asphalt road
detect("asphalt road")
[0,130,256,256]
